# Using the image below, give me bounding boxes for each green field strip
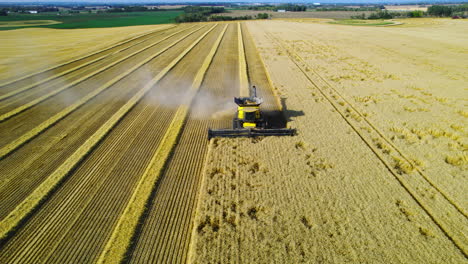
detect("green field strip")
[0,25,175,88]
[238,22,249,97]
[0,25,216,242]
[96,24,227,264]
[0,26,205,161]
[0,25,178,102]
[266,31,468,257]
[0,25,199,122]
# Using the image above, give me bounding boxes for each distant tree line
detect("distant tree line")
[210,13,269,21]
[107,6,159,13]
[0,6,59,14]
[182,6,225,15]
[175,7,269,23]
[276,5,307,12]
[243,5,276,11]
[350,4,468,20]
[316,6,380,12]
[175,6,225,22]
[351,10,424,20]
[427,4,468,17]
[239,4,306,12]
[210,15,252,21]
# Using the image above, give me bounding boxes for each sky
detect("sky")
[0,0,466,3]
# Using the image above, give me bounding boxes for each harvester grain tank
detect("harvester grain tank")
[208,86,296,139]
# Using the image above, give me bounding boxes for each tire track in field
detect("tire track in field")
[0,25,216,241]
[238,22,249,97]
[128,23,239,264]
[0,25,197,122]
[0,25,175,93]
[0,25,202,160]
[263,28,468,257]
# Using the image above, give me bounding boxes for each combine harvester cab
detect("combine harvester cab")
[208,86,296,139]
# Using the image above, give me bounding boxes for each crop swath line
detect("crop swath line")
[264,29,468,257]
[238,22,249,97]
[0,24,204,212]
[43,27,220,262]
[0,25,176,89]
[96,24,224,264]
[0,25,204,161]
[128,23,236,264]
[0,24,216,242]
[161,26,239,261]
[1,104,158,263]
[0,26,179,102]
[39,106,172,263]
[0,25,199,123]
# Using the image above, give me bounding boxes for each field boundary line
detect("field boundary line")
[0,25,179,101]
[238,22,249,97]
[0,24,217,242]
[0,25,198,122]
[96,24,226,264]
[0,25,204,160]
[265,30,468,257]
[297,41,467,218]
[0,25,176,88]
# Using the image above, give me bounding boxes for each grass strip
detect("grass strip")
[0,26,203,160]
[0,24,217,242]
[97,24,227,264]
[0,25,198,122]
[0,25,176,102]
[238,22,249,97]
[0,25,174,88]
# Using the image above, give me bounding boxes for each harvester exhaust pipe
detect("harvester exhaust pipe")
[251,85,257,98]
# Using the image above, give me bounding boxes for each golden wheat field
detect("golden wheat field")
[0,18,466,263]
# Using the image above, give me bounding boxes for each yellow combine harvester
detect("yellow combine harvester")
[208,86,296,139]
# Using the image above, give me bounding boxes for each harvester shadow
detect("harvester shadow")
[264,97,304,128]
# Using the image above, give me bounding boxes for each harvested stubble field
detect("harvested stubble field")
[0,18,466,264]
